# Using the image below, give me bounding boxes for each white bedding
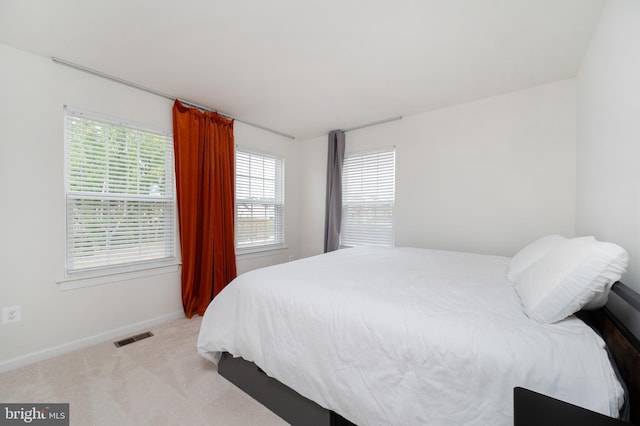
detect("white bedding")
[197,246,624,425]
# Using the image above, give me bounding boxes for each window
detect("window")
[235,147,285,252]
[341,147,395,247]
[64,107,176,274]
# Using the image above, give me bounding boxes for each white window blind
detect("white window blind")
[64,107,176,274]
[341,147,395,247]
[235,148,285,252]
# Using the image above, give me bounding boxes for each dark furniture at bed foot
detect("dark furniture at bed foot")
[218,352,356,426]
[514,387,629,425]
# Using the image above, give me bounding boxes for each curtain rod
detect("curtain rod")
[342,115,403,133]
[51,56,296,140]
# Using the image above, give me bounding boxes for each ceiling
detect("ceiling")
[0,0,604,140]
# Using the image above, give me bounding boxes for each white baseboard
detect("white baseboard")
[0,310,185,373]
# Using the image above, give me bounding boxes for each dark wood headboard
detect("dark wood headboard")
[578,282,640,424]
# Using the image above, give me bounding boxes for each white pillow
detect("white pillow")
[507,234,567,283]
[514,236,628,324]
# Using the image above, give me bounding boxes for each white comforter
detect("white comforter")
[197,246,624,425]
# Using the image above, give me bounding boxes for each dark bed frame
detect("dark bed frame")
[579,282,640,424]
[218,282,640,425]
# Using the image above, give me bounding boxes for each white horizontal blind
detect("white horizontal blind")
[235,148,285,251]
[341,147,395,247]
[64,107,176,274]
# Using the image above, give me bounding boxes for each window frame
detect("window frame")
[340,146,396,248]
[63,106,177,278]
[234,146,286,254]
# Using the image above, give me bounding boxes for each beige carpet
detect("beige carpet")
[0,317,288,425]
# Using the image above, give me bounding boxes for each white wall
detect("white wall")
[0,43,182,369]
[576,0,640,292]
[298,135,329,259]
[0,43,301,369]
[300,79,577,257]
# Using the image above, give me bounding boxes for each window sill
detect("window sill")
[236,245,289,259]
[57,262,181,291]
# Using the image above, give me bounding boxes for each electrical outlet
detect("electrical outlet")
[2,305,21,324]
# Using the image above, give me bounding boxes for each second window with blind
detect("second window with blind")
[341,147,396,247]
[235,147,285,253]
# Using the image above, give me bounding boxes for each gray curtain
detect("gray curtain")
[324,130,345,252]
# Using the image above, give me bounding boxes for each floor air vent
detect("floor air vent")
[114,331,154,347]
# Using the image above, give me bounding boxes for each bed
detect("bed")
[197,240,637,425]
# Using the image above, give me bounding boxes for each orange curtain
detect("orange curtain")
[172,100,237,318]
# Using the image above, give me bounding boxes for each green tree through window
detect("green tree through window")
[65,108,176,273]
